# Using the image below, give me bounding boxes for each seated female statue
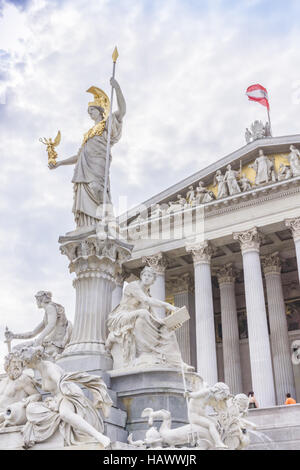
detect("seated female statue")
[106,266,192,371]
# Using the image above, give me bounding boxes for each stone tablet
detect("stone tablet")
[164,306,190,330]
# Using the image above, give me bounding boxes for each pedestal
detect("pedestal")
[109,367,196,440]
[57,229,132,373]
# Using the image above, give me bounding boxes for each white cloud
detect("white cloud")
[1,0,300,369]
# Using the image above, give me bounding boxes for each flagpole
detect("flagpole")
[102,46,119,222]
[267,106,272,136]
[246,84,272,136]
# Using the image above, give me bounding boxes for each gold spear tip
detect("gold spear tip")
[112,46,119,63]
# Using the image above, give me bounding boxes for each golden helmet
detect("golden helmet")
[86,86,110,120]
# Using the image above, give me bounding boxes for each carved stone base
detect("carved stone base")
[56,353,113,376]
[109,368,196,440]
[3,405,300,449]
[0,425,130,450]
[0,401,129,449]
[0,426,64,450]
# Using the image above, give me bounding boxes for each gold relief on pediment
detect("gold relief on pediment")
[207,153,290,196]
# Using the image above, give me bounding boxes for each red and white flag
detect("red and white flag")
[246,84,269,110]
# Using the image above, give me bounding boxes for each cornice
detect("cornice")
[119,135,300,224]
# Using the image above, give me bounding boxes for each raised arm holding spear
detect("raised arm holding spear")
[44,47,126,233]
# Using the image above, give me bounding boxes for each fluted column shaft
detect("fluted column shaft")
[234,228,276,407]
[143,253,167,318]
[174,291,191,365]
[217,266,243,395]
[70,274,114,352]
[262,253,296,404]
[58,234,132,372]
[286,218,300,284]
[186,241,218,385]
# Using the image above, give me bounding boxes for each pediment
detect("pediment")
[120,134,300,226]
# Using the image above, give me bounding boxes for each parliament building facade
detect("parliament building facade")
[118,131,300,410]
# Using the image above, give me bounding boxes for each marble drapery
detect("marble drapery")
[106,281,190,370]
[72,113,122,227]
[22,372,112,448]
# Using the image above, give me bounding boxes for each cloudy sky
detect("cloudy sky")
[1,0,300,369]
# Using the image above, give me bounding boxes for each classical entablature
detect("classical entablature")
[119,134,300,258]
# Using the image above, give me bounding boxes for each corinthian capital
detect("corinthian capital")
[142,252,168,274]
[261,252,281,276]
[233,227,262,254]
[114,268,129,286]
[166,273,194,295]
[214,263,237,285]
[285,218,300,242]
[186,240,214,265]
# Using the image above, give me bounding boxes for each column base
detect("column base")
[56,351,113,374]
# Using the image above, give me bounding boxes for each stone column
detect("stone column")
[142,252,167,318]
[285,218,300,281]
[186,240,218,385]
[215,264,243,395]
[233,227,276,407]
[57,234,132,372]
[166,273,195,366]
[261,252,296,404]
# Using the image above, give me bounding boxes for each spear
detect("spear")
[102,46,119,222]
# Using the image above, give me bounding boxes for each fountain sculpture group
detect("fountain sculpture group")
[0,77,258,450]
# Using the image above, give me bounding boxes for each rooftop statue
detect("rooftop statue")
[245,128,252,144]
[195,181,215,204]
[214,170,228,199]
[239,173,252,191]
[177,194,187,207]
[245,120,272,144]
[186,185,196,205]
[224,164,241,196]
[249,149,276,185]
[288,145,300,177]
[166,199,183,213]
[106,266,193,371]
[48,78,125,229]
[278,162,292,181]
[5,291,72,359]
[150,203,162,219]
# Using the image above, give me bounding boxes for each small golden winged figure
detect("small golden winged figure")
[39,130,61,166]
